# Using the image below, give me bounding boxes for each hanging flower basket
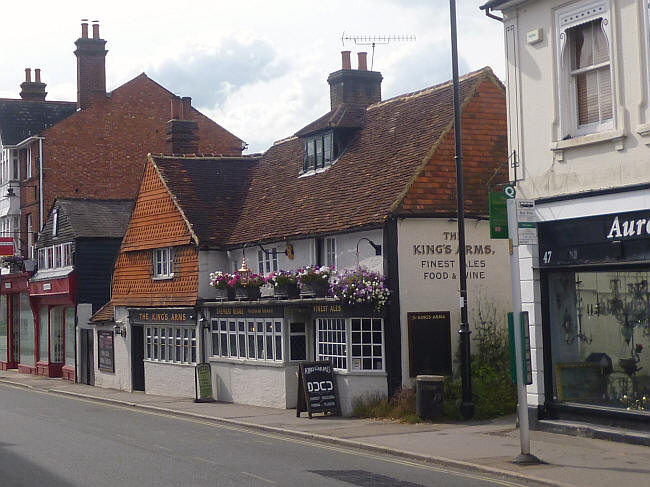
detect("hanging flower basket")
[330,267,390,311]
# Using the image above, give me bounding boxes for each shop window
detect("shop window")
[548,270,650,413]
[153,247,174,279]
[144,326,196,364]
[38,307,48,362]
[19,294,34,366]
[50,306,64,364]
[302,132,334,173]
[211,318,283,362]
[64,308,75,367]
[556,1,614,138]
[258,248,278,275]
[290,322,307,361]
[351,318,384,371]
[316,318,347,370]
[0,295,6,363]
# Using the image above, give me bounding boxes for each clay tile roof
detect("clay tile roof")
[225,67,496,245]
[151,154,260,246]
[0,98,76,145]
[91,301,114,323]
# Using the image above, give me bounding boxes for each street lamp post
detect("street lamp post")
[449,0,474,419]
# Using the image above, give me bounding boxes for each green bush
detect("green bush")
[352,388,417,422]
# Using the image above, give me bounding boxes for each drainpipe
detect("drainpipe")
[38,137,44,230]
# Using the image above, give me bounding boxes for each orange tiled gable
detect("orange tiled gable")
[224,67,506,245]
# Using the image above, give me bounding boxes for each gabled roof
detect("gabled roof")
[295,103,366,137]
[0,98,76,145]
[38,198,134,247]
[90,300,114,323]
[145,67,502,247]
[150,154,260,246]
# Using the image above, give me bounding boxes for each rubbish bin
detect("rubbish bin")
[416,375,445,420]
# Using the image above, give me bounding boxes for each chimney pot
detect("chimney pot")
[25,68,31,82]
[92,21,100,39]
[181,97,192,119]
[35,69,41,83]
[170,97,181,119]
[81,20,89,39]
[341,51,351,70]
[357,52,368,71]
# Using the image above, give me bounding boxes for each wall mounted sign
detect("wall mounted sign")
[407,311,452,377]
[311,303,383,318]
[0,237,14,256]
[297,361,340,418]
[211,306,283,318]
[489,191,508,239]
[539,209,650,267]
[129,308,196,324]
[97,330,114,372]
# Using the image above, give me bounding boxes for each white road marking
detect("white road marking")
[241,471,276,484]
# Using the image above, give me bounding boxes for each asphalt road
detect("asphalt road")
[0,383,541,487]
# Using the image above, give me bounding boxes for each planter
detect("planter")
[273,283,299,299]
[235,286,261,301]
[214,287,234,302]
[619,358,641,376]
[299,280,330,298]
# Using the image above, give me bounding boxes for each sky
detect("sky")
[0,1,505,153]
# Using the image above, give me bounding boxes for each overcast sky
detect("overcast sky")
[0,1,505,153]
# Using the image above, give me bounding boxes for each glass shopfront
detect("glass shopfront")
[38,306,48,362]
[19,293,34,366]
[65,307,75,367]
[0,295,7,362]
[548,270,649,412]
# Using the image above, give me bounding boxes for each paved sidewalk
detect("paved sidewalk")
[1,369,648,487]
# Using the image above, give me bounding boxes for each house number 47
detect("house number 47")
[542,250,552,264]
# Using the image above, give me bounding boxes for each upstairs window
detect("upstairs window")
[37,243,73,270]
[258,248,278,275]
[303,132,333,172]
[557,1,614,137]
[153,247,174,279]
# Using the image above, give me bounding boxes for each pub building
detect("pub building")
[26,198,132,381]
[534,204,650,427]
[93,56,511,414]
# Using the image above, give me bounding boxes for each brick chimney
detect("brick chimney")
[20,68,48,101]
[327,51,383,110]
[165,96,199,154]
[74,19,107,110]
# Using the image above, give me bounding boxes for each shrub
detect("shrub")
[352,388,417,422]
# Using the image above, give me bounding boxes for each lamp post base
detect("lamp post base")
[513,453,544,465]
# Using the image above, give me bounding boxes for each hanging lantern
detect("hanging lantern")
[238,257,251,286]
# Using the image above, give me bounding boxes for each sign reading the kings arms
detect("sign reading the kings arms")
[129,308,196,324]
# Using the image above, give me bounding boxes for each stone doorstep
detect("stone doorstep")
[536,420,650,447]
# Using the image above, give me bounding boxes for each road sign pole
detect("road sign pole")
[507,196,542,465]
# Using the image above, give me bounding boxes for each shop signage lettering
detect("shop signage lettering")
[297,361,340,418]
[211,306,283,318]
[97,330,114,373]
[129,308,195,324]
[312,304,342,314]
[606,215,650,240]
[194,362,215,403]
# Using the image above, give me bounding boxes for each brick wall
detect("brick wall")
[398,78,508,216]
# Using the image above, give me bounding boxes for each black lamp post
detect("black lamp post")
[449,0,474,419]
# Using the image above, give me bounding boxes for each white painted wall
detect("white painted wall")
[198,250,230,300]
[397,218,512,386]
[144,361,196,397]
[94,306,131,391]
[335,372,388,416]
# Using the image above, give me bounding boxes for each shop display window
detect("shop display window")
[65,307,75,367]
[0,295,7,362]
[211,318,283,362]
[144,326,196,365]
[19,294,34,366]
[38,307,48,362]
[548,270,650,413]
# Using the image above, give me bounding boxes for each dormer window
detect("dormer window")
[303,132,333,172]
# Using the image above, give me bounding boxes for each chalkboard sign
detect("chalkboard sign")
[194,362,215,403]
[296,361,340,418]
[407,311,452,377]
[97,330,114,373]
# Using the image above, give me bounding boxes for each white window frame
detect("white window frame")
[52,210,58,237]
[302,131,334,173]
[316,317,385,372]
[153,247,174,279]
[144,325,197,364]
[211,317,283,362]
[556,0,615,137]
[325,237,336,269]
[27,214,33,259]
[257,247,278,275]
[25,148,32,179]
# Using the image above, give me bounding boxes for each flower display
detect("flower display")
[209,271,233,289]
[267,269,298,287]
[330,267,390,311]
[296,265,333,286]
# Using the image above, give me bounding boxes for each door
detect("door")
[80,329,94,385]
[11,295,20,364]
[131,325,145,391]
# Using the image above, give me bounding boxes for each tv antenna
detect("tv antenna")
[341,33,416,70]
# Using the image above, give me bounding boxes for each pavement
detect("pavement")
[1,369,649,487]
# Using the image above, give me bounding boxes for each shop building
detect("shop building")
[482,0,650,428]
[94,55,510,415]
[26,198,133,381]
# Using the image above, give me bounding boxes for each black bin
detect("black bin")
[415,375,444,420]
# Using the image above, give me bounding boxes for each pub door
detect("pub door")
[131,325,145,391]
[80,329,94,385]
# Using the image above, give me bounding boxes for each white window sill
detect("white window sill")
[636,123,650,145]
[550,129,626,160]
[152,275,174,281]
[144,359,195,367]
[209,356,285,367]
[333,369,387,377]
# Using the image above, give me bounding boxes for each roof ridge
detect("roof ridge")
[369,66,495,109]
[151,153,263,160]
